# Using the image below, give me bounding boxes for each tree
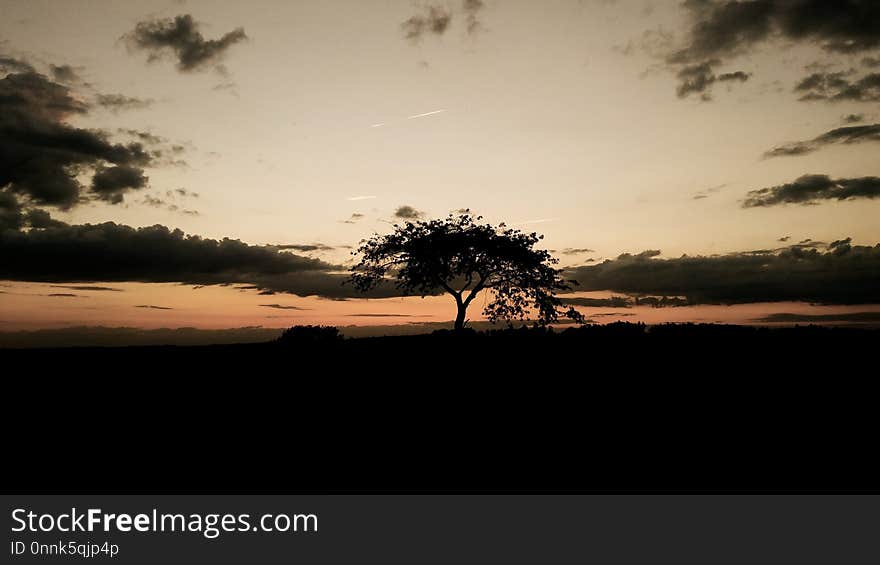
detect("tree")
[349,212,585,331]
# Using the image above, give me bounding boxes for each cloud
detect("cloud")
[843,113,865,123]
[0,195,68,231]
[754,312,880,323]
[562,296,632,308]
[49,64,81,83]
[346,195,376,201]
[52,285,122,292]
[401,6,452,42]
[742,174,880,206]
[135,304,173,310]
[794,71,880,102]
[0,68,167,208]
[274,243,335,252]
[675,60,717,99]
[717,70,751,82]
[763,123,880,157]
[124,14,247,73]
[666,1,880,98]
[46,293,79,297]
[0,191,24,231]
[565,239,880,305]
[394,205,424,219]
[260,303,307,310]
[693,183,727,200]
[96,94,153,112]
[342,213,365,224]
[0,56,34,74]
[463,0,485,35]
[0,221,403,299]
[91,166,149,203]
[171,188,198,198]
[561,247,595,255]
[25,209,68,229]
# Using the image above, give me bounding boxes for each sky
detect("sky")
[1,0,879,342]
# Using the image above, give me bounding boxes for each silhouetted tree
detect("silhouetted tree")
[349,212,585,331]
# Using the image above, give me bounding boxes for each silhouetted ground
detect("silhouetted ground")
[6,323,877,492]
[6,322,877,371]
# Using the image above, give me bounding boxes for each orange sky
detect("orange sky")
[1,1,879,339]
[3,281,879,334]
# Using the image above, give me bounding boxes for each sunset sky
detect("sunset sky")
[2,0,879,343]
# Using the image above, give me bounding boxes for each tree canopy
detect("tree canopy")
[349,212,584,330]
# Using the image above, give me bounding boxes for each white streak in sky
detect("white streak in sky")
[407,109,447,119]
[346,195,377,201]
[514,218,557,225]
[370,123,386,128]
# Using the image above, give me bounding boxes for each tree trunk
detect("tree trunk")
[454,302,468,331]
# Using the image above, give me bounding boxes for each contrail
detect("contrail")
[514,218,557,226]
[346,195,377,201]
[407,109,447,119]
[370,123,386,128]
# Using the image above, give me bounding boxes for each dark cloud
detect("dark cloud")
[25,209,67,228]
[561,247,595,255]
[274,243,335,252]
[401,6,452,42]
[124,14,247,73]
[260,304,307,310]
[0,56,34,74]
[565,240,880,305]
[778,236,790,242]
[0,195,68,231]
[676,60,717,99]
[91,165,149,203]
[794,71,880,102]
[864,56,880,68]
[46,293,78,297]
[96,94,153,112]
[562,296,632,308]
[0,221,402,299]
[463,0,485,35]
[394,205,424,219]
[0,69,159,208]
[717,70,750,82]
[667,1,880,98]
[843,113,865,123]
[763,123,880,157]
[135,304,173,310]
[342,213,364,224]
[142,195,167,207]
[49,64,81,83]
[755,312,880,323]
[0,190,25,231]
[52,285,122,292]
[118,129,164,145]
[674,62,751,100]
[743,174,880,206]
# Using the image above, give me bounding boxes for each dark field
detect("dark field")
[7,322,876,492]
